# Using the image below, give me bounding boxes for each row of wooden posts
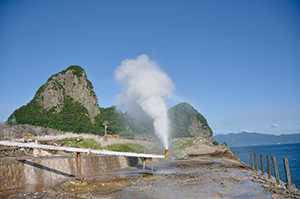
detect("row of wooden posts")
[234,151,293,187]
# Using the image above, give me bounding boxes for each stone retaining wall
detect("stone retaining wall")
[0,155,139,189]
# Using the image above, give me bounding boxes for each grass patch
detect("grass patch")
[217,144,229,149]
[60,138,103,150]
[149,144,165,153]
[169,137,210,151]
[170,138,195,151]
[107,143,149,153]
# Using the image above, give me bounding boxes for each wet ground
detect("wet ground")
[1,157,300,198]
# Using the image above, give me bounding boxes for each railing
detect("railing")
[0,140,168,183]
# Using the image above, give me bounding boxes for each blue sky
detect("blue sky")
[0,0,299,135]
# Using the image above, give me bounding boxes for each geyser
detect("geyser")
[114,54,175,149]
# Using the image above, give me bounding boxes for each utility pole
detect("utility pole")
[102,121,109,136]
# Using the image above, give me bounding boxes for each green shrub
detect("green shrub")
[60,138,103,150]
[222,142,228,147]
[107,143,148,153]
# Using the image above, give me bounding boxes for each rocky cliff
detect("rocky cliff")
[188,115,213,141]
[6,66,213,140]
[34,65,100,123]
[168,102,213,141]
[7,66,102,134]
[3,124,68,139]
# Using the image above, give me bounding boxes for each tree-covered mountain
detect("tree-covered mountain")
[7,66,103,134]
[168,102,213,141]
[214,132,300,147]
[7,66,213,140]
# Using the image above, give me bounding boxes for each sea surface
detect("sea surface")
[230,143,300,189]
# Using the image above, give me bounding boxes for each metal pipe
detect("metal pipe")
[75,152,78,180]
[164,150,168,158]
[0,141,166,159]
[151,158,153,174]
[143,158,146,173]
[79,152,82,181]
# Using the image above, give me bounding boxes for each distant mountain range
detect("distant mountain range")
[214,132,300,147]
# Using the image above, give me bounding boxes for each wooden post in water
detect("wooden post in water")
[250,153,254,170]
[235,151,238,159]
[260,154,265,175]
[254,153,259,171]
[267,155,271,179]
[272,156,280,185]
[283,158,292,186]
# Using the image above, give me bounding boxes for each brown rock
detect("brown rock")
[35,66,100,123]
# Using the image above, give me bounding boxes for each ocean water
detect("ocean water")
[230,143,300,189]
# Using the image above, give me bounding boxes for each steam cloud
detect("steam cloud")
[115,54,175,149]
[0,104,9,121]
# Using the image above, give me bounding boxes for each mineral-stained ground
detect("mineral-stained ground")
[1,157,300,199]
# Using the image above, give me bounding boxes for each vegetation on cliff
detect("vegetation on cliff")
[8,65,102,134]
[7,96,99,134]
[168,102,213,139]
[7,66,213,140]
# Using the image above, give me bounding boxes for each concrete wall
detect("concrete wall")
[0,155,139,189]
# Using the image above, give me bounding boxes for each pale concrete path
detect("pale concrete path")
[3,157,297,198]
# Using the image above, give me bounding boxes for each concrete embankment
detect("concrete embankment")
[0,155,139,189]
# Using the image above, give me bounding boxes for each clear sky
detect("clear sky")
[0,0,299,135]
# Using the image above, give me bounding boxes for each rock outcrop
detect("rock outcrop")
[168,102,213,141]
[5,66,213,140]
[6,65,102,134]
[3,124,67,139]
[34,65,100,123]
[188,115,213,142]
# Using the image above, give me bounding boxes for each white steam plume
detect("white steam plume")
[115,54,175,149]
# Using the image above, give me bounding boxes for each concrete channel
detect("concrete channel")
[0,155,140,190]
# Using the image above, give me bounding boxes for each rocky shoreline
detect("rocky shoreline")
[1,157,300,199]
[1,131,300,198]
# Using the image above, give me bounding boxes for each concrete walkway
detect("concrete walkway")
[2,157,300,198]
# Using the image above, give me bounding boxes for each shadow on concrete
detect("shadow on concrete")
[126,157,140,167]
[18,160,74,177]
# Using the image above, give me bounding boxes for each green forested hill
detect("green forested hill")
[7,66,213,139]
[168,102,213,139]
[8,65,104,135]
[8,101,213,139]
[8,96,101,134]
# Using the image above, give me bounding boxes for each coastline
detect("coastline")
[231,143,300,190]
[1,156,300,198]
[1,135,300,198]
